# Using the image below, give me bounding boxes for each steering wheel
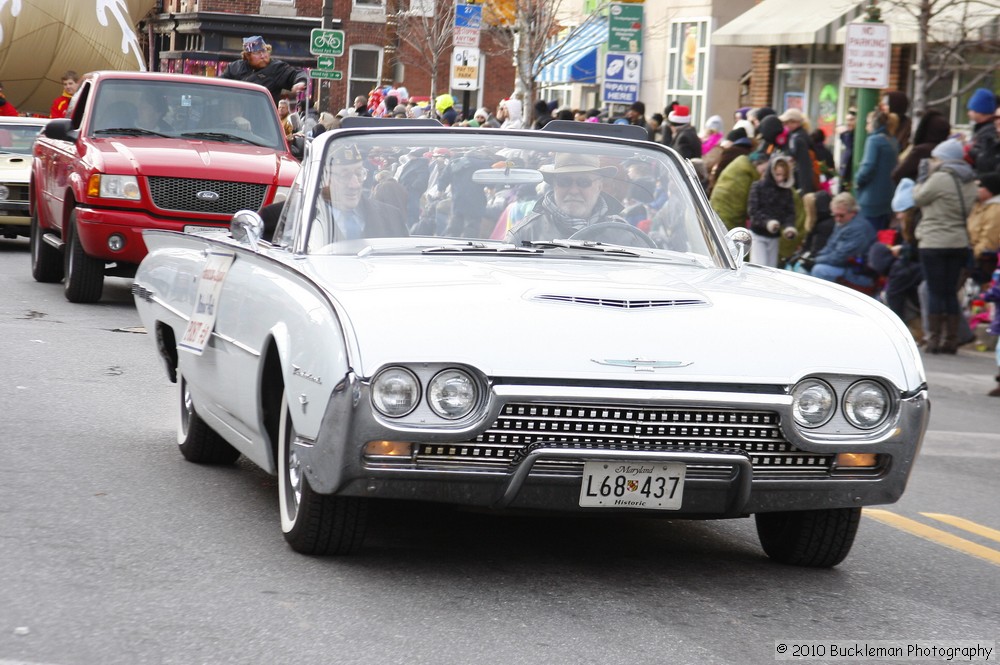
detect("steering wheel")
[569,221,657,248]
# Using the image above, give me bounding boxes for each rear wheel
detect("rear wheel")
[177,371,240,464]
[30,207,63,283]
[63,210,105,303]
[755,507,862,568]
[278,390,368,554]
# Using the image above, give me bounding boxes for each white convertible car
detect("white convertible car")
[132,118,929,566]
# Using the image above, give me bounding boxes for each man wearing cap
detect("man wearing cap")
[966,87,999,176]
[312,143,408,246]
[780,107,817,195]
[221,36,307,104]
[506,153,636,245]
[665,105,700,160]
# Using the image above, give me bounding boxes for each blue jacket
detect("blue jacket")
[854,127,899,218]
[815,214,876,268]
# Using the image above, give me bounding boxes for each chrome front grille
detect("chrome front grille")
[147,177,267,215]
[0,183,29,203]
[413,403,834,478]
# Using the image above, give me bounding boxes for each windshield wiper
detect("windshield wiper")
[94,127,171,138]
[179,131,266,146]
[422,241,543,254]
[522,239,642,257]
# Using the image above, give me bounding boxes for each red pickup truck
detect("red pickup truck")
[30,71,300,302]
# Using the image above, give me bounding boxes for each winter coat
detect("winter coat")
[892,109,950,184]
[967,195,1000,258]
[505,191,626,245]
[913,161,978,249]
[747,155,796,237]
[968,120,1000,176]
[709,154,760,230]
[854,126,899,219]
[786,126,816,194]
[814,213,877,268]
[220,58,307,103]
[671,125,702,160]
[707,143,752,197]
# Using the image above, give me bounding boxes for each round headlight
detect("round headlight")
[427,369,477,420]
[371,367,420,418]
[791,379,836,428]
[843,380,890,429]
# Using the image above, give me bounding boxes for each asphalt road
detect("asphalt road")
[1,237,997,665]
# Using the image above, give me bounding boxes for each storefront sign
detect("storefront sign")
[608,3,643,53]
[602,52,641,104]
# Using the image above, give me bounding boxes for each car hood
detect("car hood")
[91,137,291,183]
[0,152,32,182]
[302,255,924,389]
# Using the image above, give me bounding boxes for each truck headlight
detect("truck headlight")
[427,369,477,419]
[371,367,420,418]
[88,174,140,200]
[791,378,835,428]
[843,380,890,429]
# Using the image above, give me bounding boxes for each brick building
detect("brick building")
[145,0,517,116]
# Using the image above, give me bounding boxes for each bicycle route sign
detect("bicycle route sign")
[310,29,344,57]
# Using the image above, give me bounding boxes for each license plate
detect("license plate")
[183,224,225,234]
[579,461,685,510]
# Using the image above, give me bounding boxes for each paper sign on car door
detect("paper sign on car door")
[179,249,236,355]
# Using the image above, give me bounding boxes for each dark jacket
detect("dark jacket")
[747,155,796,237]
[220,58,307,103]
[671,125,701,160]
[892,109,950,184]
[884,91,912,153]
[786,126,816,194]
[506,191,626,245]
[802,190,835,256]
[969,120,999,176]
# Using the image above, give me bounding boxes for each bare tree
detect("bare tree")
[482,0,609,119]
[390,0,458,106]
[877,0,1000,116]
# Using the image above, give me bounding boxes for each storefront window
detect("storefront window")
[665,18,711,127]
[348,46,383,108]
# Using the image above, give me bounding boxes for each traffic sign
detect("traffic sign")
[454,4,482,48]
[450,46,480,90]
[310,28,344,56]
[843,22,890,89]
[316,55,336,70]
[601,52,641,104]
[309,69,343,81]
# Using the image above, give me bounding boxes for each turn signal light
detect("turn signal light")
[364,440,412,457]
[836,453,878,467]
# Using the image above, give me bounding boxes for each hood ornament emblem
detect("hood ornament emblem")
[196,190,220,202]
[592,358,692,372]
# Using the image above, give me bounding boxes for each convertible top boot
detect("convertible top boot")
[924,314,942,354]
[939,314,961,354]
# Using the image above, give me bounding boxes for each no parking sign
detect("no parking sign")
[602,52,641,104]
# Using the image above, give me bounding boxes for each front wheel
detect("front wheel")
[755,507,861,568]
[30,207,63,283]
[63,210,105,303]
[177,371,240,465]
[278,390,368,554]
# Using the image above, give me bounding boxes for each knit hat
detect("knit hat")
[779,108,804,124]
[668,105,691,125]
[725,127,747,142]
[979,172,1000,196]
[704,115,723,133]
[931,137,964,162]
[891,178,916,212]
[967,87,997,115]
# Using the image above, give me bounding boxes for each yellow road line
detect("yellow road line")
[864,509,1000,567]
[921,512,1000,545]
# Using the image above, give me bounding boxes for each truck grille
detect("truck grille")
[414,403,835,478]
[147,176,267,215]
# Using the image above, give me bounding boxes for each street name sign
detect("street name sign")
[843,22,890,89]
[309,69,343,80]
[310,28,345,56]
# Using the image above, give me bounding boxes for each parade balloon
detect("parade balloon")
[0,0,155,114]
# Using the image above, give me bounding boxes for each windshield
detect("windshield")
[88,79,286,150]
[0,122,44,155]
[276,128,726,266]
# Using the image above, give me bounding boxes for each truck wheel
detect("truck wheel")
[755,507,861,568]
[63,210,105,303]
[278,390,368,554]
[177,371,240,464]
[30,207,63,283]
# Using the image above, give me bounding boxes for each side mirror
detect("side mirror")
[43,118,77,142]
[726,227,752,270]
[231,209,264,251]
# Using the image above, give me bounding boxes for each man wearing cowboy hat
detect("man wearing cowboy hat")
[506,153,634,245]
[221,36,307,104]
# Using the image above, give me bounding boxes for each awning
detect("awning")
[536,20,607,85]
[835,2,999,44]
[713,0,865,47]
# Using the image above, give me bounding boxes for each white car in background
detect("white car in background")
[131,118,930,567]
[0,116,46,238]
